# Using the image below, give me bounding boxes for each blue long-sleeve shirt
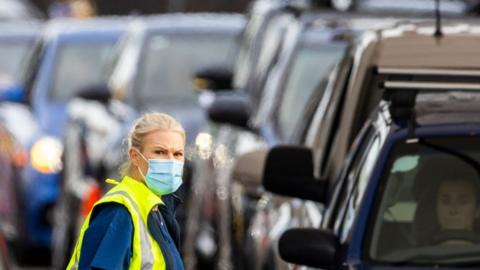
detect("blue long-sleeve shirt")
[78,194,183,270]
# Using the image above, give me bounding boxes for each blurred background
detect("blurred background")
[0,0,479,269]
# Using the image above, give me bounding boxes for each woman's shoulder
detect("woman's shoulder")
[90,202,133,228]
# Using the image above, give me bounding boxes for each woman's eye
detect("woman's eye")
[440,196,451,205]
[175,152,184,157]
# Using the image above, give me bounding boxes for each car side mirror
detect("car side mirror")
[232,148,267,197]
[262,145,328,203]
[0,84,26,103]
[279,228,339,269]
[193,66,233,93]
[75,83,112,104]
[207,92,251,129]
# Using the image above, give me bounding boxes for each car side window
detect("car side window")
[275,43,348,142]
[249,13,294,101]
[322,122,373,229]
[326,121,382,243]
[337,134,381,243]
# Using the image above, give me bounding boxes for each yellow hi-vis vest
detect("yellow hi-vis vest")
[67,176,167,270]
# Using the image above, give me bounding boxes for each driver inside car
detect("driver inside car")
[435,175,480,245]
[413,157,480,247]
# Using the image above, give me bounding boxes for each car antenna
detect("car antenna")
[434,0,443,39]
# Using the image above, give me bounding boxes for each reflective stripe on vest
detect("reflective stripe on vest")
[105,190,155,267]
[67,176,166,270]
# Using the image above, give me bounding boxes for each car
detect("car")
[261,21,480,269]
[59,13,245,269]
[231,15,352,270]
[0,17,125,266]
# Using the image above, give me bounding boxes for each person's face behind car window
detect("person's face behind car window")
[436,178,480,242]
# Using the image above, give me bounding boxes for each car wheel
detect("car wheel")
[331,0,355,11]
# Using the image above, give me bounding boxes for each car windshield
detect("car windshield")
[135,33,236,106]
[0,40,33,85]
[49,42,115,102]
[276,42,347,140]
[369,136,480,266]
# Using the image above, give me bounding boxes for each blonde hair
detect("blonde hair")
[119,112,185,177]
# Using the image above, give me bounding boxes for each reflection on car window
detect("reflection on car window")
[369,136,480,265]
[277,43,347,141]
[136,33,236,105]
[324,122,372,230]
[0,41,32,84]
[337,134,381,243]
[50,42,114,101]
[233,11,264,90]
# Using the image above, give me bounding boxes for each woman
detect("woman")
[67,112,185,269]
[435,176,480,245]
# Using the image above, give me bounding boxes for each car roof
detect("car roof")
[43,16,129,37]
[0,20,43,38]
[375,22,480,69]
[374,21,480,125]
[320,19,480,179]
[134,13,245,33]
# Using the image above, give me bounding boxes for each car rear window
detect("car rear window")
[368,136,480,266]
[0,40,32,84]
[50,42,114,102]
[276,42,347,141]
[135,33,237,106]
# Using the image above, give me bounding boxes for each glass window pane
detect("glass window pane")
[50,42,114,101]
[369,136,480,265]
[136,33,236,106]
[0,41,32,84]
[277,43,346,140]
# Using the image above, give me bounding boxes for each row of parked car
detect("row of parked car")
[0,11,244,268]
[180,1,480,270]
[1,0,480,270]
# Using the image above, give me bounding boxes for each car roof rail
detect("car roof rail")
[377,67,480,77]
[383,81,480,91]
[380,74,480,136]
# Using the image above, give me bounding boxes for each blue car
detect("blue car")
[0,17,125,263]
[262,22,480,269]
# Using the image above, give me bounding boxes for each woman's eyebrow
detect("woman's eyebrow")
[152,145,184,151]
[152,145,168,149]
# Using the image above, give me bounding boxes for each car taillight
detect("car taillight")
[12,149,27,168]
[81,183,102,218]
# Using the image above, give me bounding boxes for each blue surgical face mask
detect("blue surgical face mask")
[136,149,184,196]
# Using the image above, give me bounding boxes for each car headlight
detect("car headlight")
[30,137,63,174]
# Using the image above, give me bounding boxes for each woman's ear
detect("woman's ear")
[129,148,140,167]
